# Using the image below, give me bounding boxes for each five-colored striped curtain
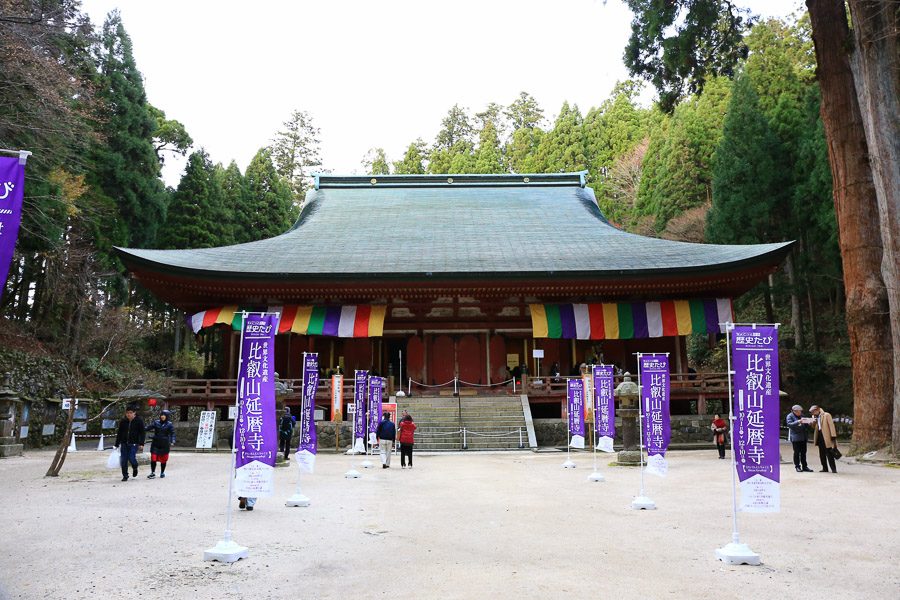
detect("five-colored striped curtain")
[188,305,387,337]
[530,299,732,339]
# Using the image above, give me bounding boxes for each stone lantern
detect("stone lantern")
[614,372,641,465]
[0,374,24,457]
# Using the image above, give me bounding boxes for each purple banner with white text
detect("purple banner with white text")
[234,313,278,497]
[352,370,368,452]
[732,325,780,512]
[593,365,615,452]
[639,354,670,477]
[0,157,25,301]
[367,376,384,444]
[567,378,585,448]
[295,352,318,472]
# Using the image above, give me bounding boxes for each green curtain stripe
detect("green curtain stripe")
[616,302,634,339]
[231,308,246,331]
[545,304,562,339]
[308,306,327,335]
[689,299,707,334]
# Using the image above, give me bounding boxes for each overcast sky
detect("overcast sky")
[80,0,803,187]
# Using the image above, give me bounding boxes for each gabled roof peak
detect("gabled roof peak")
[314,171,588,190]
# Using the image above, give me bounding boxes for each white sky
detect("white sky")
[80,0,804,187]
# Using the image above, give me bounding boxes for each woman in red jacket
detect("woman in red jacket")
[398,414,417,469]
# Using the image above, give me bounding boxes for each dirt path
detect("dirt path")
[0,447,897,599]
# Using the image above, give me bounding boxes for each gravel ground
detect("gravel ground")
[0,445,897,600]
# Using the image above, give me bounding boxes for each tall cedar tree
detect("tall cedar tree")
[161,150,231,249]
[393,139,428,174]
[243,148,296,242]
[90,11,166,249]
[271,110,322,203]
[707,74,789,244]
[218,161,250,244]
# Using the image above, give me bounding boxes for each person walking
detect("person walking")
[375,412,396,468]
[145,409,175,479]
[279,407,295,461]
[810,405,839,473]
[398,414,417,469]
[114,405,145,482]
[785,404,813,472]
[710,414,728,459]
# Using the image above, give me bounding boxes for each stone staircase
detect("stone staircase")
[396,395,535,451]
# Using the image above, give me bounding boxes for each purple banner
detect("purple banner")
[593,365,615,451]
[234,313,278,496]
[297,352,318,455]
[367,376,384,441]
[639,354,670,476]
[353,370,368,445]
[0,157,26,301]
[732,325,780,512]
[567,378,585,448]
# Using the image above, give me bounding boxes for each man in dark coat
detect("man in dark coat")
[785,404,813,472]
[279,407,295,461]
[146,409,175,479]
[114,405,145,481]
[375,412,396,469]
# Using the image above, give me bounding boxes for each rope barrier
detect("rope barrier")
[407,378,457,388]
[465,430,521,438]
[456,378,515,387]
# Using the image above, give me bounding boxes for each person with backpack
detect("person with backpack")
[398,414,417,469]
[279,407,296,461]
[145,409,175,478]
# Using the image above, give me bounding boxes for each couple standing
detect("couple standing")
[374,412,417,469]
[786,404,840,473]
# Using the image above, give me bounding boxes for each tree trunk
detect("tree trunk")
[808,0,894,451]
[46,402,76,477]
[762,282,775,324]
[846,0,900,455]
[806,285,820,352]
[784,252,804,349]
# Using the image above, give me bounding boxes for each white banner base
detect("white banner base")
[587,471,605,482]
[368,432,377,445]
[203,538,248,563]
[285,493,310,507]
[350,437,365,453]
[715,541,761,566]
[569,434,585,449]
[596,436,614,453]
[631,495,656,510]
[739,474,780,513]
[344,468,361,478]
[235,461,275,497]
[646,453,668,477]
[295,450,316,474]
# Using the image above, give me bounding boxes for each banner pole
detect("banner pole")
[361,373,373,469]
[563,388,575,468]
[203,311,250,562]
[715,321,763,565]
[631,353,655,510]
[588,365,605,482]
[286,352,313,506]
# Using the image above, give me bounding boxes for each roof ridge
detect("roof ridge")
[314,171,588,190]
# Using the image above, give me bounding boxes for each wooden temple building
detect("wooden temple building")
[117,172,791,418]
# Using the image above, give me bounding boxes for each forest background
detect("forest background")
[0,1,885,452]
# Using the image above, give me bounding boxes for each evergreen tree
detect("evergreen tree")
[271,109,322,203]
[217,160,250,243]
[473,121,506,174]
[393,139,428,174]
[90,11,167,248]
[533,102,588,173]
[635,76,731,229]
[505,92,544,130]
[506,126,545,173]
[706,73,788,244]
[243,148,296,241]
[161,150,230,249]
[362,148,391,174]
[149,104,193,164]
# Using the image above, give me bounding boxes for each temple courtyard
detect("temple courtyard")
[0,447,896,599]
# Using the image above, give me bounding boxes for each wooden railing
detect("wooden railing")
[167,372,731,402]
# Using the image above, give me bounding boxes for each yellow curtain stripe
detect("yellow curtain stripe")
[368,305,387,337]
[530,305,549,338]
[602,303,619,339]
[291,306,313,334]
[674,300,693,336]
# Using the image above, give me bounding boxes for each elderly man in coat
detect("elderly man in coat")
[785,405,813,472]
[810,405,839,473]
